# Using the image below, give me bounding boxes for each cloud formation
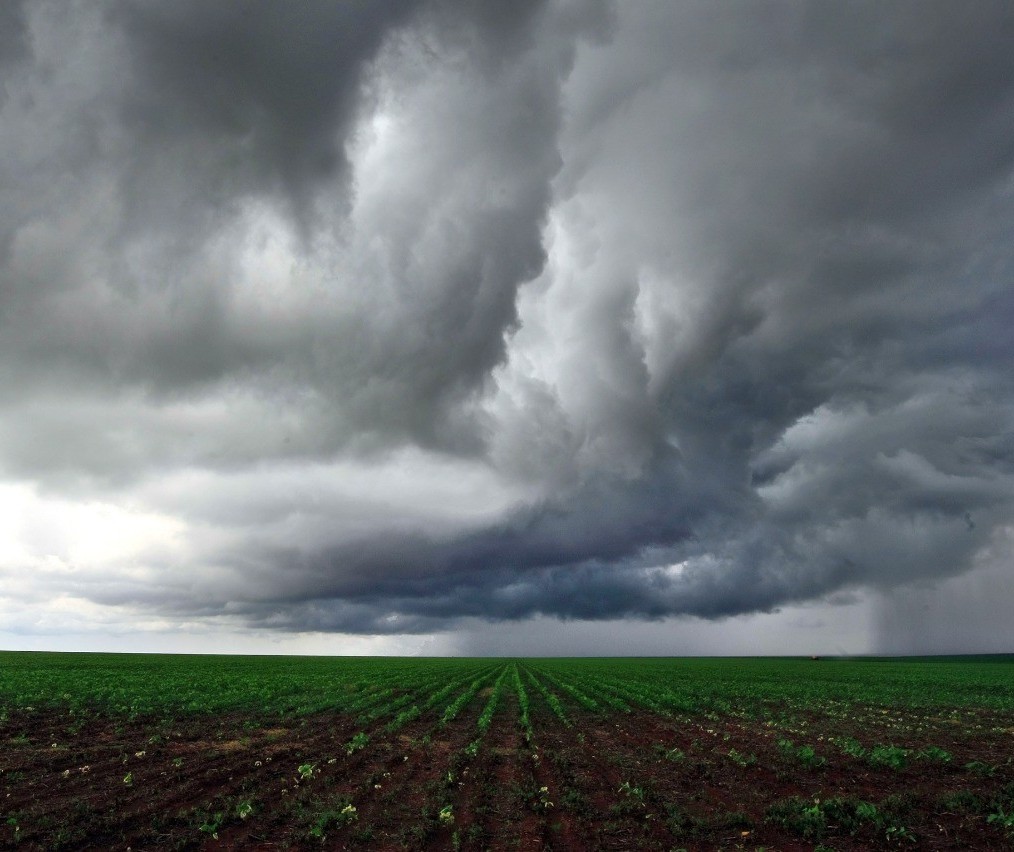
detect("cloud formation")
[1,0,1013,650]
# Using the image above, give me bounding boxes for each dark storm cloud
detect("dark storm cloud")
[0,0,587,467]
[113,0,421,213]
[0,1,28,71]
[2,1,1013,645]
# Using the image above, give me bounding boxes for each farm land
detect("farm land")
[1,653,1013,850]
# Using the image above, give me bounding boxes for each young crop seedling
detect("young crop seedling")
[438,805,454,826]
[345,732,369,755]
[833,736,866,758]
[198,812,224,841]
[795,744,826,768]
[936,789,982,813]
[885,824,917,843]
[778,738,826,768]
[988,807,1014,836]
[533,786,553,810]
[659,745,685,762]
[916,745,952,763]
[617,781,646,804]
[307,803,357,840]
[765,797,827,841]
[855,801,880,822]
[868,745,910,770]
[726,748,756,767]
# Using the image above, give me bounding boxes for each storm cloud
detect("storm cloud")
[2,1,1013,652]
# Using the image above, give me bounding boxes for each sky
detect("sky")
[1,0,1013,657]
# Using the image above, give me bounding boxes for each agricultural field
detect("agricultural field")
[1,653,1013,850]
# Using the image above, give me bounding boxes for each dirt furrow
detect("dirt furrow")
[526,701,676,851]
[329,704,489,850]
[428,686,543,852]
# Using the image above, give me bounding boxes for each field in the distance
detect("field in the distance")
[1,653,1013,850]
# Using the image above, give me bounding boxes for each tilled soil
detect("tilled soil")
[2,690,1013,850]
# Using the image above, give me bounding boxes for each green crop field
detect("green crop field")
[2,652,1013,849]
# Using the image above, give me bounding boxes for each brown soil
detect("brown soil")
[1,693,1012,850]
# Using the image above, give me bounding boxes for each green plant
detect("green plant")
[937,789,981,812]
[512,664,533,741]
[352,825,375,844]
[916,745,952,763]
[385,704,421,733]
[477,667,510,733]
[765,797,826,840]
[869,745,910,770]
[834,736,866,758]
[666,804,707,838]
[345,732,369,755]
[524,670,570,726]
[236,800,254,820]
[297,763,317,781]
[811,795,916,841]
[533,785,553,810]
[726,748,756,767]
[797,744,826,768]
[438,805,454,826]
[885,824,916,842]
[560,787,588,812]
[988,807,1014,835]
[618,781,645,803]
[308,803,357,840]
[440,673,492,727]
[198,812,224,840]
[856,801,879,822]
[778,738,826,768]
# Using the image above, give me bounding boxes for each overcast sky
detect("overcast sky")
[2,0,1013,656]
